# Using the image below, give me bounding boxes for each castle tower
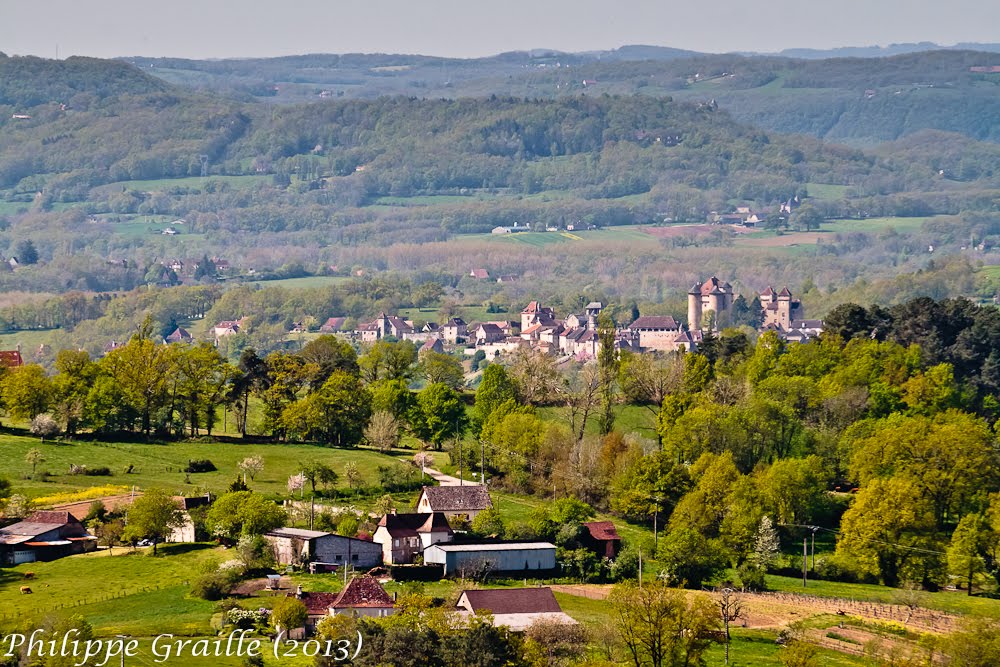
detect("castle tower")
[687,283,703,331]
[777,287,792,328]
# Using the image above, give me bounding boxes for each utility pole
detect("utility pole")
[802,538,808,587]
[652,494,663,553]
[457,418,463,486]
[480,439,486,487]
[638,548,642,588]
[811,527,817,571]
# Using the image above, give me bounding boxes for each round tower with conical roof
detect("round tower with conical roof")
[688,283,703,331]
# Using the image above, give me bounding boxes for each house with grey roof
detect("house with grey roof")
[456,587,576,631]
[417,485,493,521]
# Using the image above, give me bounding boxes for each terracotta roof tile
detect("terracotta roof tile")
[331,576,394,608]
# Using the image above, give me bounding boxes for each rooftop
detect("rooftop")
[421,485,493,512]
[426,542,556,552]
[460,587,562,614]
[331,575,394,608]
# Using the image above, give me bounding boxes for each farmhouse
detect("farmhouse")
[0,511,97,565]
[416,485,493,521]
[456,587,577,631]
[264,528,382,569]
[372,512,454,565]
[422,542,557,577]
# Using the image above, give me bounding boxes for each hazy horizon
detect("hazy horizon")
[2,0,1000,61]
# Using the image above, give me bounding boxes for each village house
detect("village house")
[0,511,97,565]
[416,486,493,521]
[360,313,415,341]
[419,337,445,356]
[327,575,396,618]
[164,327,193,344]
[441,318,468,344]
[293,590,339,636]
[213,318,245,338]
[469,268,490,280]
[474,323,505,345]
[455,587,577,632]
[0,348,24,368]
[264,527,382,569]
[319,317,348,333]
[371,512,453,565]
[423,542,557,577]
[496,274,518,284]
[167,494,213,543]
[520,301,556,330]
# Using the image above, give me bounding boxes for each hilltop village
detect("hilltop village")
[336,277,823,361]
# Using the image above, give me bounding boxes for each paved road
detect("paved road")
[423,467,480,486]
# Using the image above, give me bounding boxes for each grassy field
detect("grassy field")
[460,226,661,248]
[0,432,404,500]
[104,175,269,192]
[249,275,352,290]
[805,183,854,201]
[0,329,57,356]
[0,543,220,633]
[395,305,502,327]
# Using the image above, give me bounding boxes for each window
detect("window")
[336,554,342,561]
[351,554,358,561]
[394,539,399,547]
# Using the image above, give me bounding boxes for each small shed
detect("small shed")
[422,542,557,577]
[581,521,622,560]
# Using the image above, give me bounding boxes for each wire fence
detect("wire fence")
[0,583,171,622]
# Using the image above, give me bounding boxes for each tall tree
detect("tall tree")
[122,488,185,555]
[101,327,172,435]
[837,477,936,587]
[411,382,467,450]
[597,312,619,435]
[610,581,720,667]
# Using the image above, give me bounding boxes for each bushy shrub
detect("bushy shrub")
[609,545,640,581]
[737,562,767,591]
[192,573,228,601]
[184,459,217,473]
[83,467,112,476]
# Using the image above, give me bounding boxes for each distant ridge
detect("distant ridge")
[770,42,1000,59]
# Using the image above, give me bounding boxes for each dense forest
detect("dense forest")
[118,48,1000,143]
